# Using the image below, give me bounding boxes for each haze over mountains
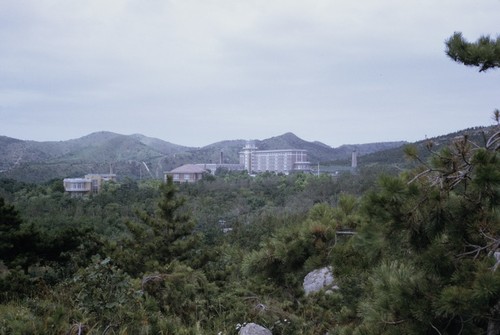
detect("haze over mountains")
[0,125,493,183]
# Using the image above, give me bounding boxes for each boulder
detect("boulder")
[493,251,500,272]
[303,266,338,295]
[239,323,272,335]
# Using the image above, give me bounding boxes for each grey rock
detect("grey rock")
[239,323,272,335]
[303,266,338,295]
[493,251,500,272]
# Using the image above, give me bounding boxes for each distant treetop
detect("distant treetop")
[445,32,500,72]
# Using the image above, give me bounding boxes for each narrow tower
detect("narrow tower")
[240,141,257,173]
[351,149,358,169]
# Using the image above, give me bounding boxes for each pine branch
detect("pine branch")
[445,32,500,72]
[66,322,88,335]
[141,274,168,290]
[102,324,116,335]
[381,319,405,325]
[430,322,443,335]
[407,168,433,185]
[486,129,500,151]
[458,235,500,260]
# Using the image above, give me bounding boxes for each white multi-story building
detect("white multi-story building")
[239,142,311,174]
[63,173,117,196]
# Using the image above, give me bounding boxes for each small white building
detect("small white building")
[63,174,117,196]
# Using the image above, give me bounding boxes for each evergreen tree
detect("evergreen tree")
[110,176,200,275]
[149,175,200,266]
[0,197,23,265]
[445,32,500,72]
[333,124,500,334]
[242,203,337,290]
[0,196,40,269]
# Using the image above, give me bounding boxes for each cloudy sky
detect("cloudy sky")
[0,0,498,147]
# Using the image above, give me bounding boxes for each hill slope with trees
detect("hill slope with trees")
[0,131,405,183]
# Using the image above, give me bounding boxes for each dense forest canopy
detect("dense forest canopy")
[0,33,499,334]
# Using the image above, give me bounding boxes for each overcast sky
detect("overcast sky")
[0,0,498,147]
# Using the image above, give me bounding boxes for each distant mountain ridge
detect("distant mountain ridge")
[337,125,498,168]
[0,130,409,182]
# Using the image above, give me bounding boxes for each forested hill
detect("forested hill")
[254,132,405,162]
[194,132,406,166]
[0,131,190,182]
[0,131,406,182]
[3,125,495,183]
[345,125,497,167]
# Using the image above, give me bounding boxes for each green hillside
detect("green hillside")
[0,130,411,183]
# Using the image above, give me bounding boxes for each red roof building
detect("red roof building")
[165,164,207,183]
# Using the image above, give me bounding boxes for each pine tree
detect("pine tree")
[0,197,40,269]
[0,197,23,265]
[445,32,500,72]
[110,176,200,275]
[336,125,500,334]
[148,175,200,266]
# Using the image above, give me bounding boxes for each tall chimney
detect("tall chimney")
[351,149,357,169]
[220,150,223,165]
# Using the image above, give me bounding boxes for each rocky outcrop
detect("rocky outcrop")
[303,266,338,295]
[239,323,272,335]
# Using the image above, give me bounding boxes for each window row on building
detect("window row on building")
[239,142,311,175]
[63,174,117,196]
